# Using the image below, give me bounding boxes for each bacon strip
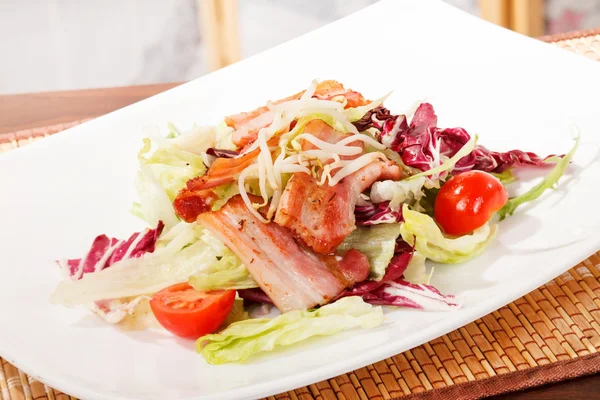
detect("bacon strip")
[227,80,369,148]
[172,148,258,222]
[173,134,282,222]
[191,148,259,191]
[174,82,368,222]
[274,160,401,254]
[275,120,402,254]
[197,195,369,312]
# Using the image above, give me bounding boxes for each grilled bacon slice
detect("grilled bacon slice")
[226,80,369,149]
[172,148,259,222]
[274,160,402,254]
[173,134,281,222]
[197,195,369,312]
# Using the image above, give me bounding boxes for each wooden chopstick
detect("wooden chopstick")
[510,0,545,37]
[479,0,545,37]
[197,0,241,71]
[480,0,510,28]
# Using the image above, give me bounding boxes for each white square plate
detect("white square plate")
[1,1,599,399]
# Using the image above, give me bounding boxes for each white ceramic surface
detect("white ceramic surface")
[1,1,599,399]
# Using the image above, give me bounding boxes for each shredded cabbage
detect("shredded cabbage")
[197,296,383,364]
[338,223,402,280]
[400,204,497,264]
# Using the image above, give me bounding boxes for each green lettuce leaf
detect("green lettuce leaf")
[498,134,580,220]
[197,296,383,364]
[369,177,426,211]
[402,251,432,285]
[188,248,257,291]
[133,124,233,228]
[221,299,250,327]
[167,121,181,138]
[135,137,207,229]
[338,224,402,280]
[400,204,497,264]
[210,183,241,211]
[417,186,440,217]
[137,138,207,202]
[491,168,517,184]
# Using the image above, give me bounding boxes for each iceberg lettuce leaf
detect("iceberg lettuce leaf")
[338,223,402,280]
[197,296,383,364]
[400,204,497,264]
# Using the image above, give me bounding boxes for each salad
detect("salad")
[50,80,578,364]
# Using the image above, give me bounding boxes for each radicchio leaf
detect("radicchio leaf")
[355,201,403,226]
[337,243,412,297]
[238,288,275,305]
[367,279,460,310]
[352,106,395,132]
[377,102,559,174]
[59,221,165,280]
[56,222,165,324]
[338,240,459,310]
[206,148,240,158]
[455,145,555,173]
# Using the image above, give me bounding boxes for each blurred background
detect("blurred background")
[1,0,599,95]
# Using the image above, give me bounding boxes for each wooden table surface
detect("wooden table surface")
[0,82,182,135]
[0,81,598,399]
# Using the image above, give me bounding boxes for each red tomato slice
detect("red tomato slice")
[434,170,508,236]
[150,283,236,339]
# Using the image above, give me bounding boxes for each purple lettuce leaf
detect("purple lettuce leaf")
[363,279,460,310]
[238,288,274,305]
[355,201,403,226]
[338,249,413,297]
[60,221,165,280]
[455,145,555,173]
[206,148,240,158]
[369,102,559,174]
[56,222,165,324]
[337,239,460,311]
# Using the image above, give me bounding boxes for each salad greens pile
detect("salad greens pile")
[50,80,579,364]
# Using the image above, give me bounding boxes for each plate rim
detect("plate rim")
[1,0,600,399]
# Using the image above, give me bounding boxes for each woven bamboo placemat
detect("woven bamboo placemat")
[1,31,600,400]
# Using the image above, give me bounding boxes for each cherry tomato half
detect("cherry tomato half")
[434,170,508,236]
[150,283,235,339]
